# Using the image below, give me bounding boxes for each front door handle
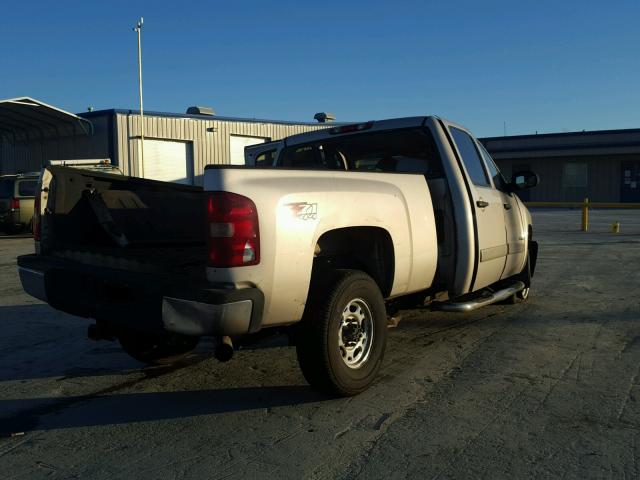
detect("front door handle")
[503,203,512,210]
[476,200,489,208]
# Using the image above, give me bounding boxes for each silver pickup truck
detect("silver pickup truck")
[18,116,538,396]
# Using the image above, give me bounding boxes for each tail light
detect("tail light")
[33,190,41,241]
[10,198,20,210]
[207,192,260,267]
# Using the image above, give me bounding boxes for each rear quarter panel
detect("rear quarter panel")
[204,168,438,327]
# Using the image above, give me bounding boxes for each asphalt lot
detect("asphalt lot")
[1,209,639,479]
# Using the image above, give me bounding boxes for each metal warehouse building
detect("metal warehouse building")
[481,129,640,203]
[0,97,329,184]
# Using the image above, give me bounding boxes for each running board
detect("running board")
[440,281,525,312]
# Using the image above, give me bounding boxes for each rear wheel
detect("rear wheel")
[296,269,388,396]
[118,330,200,365]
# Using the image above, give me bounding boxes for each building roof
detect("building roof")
[80,108,343,127]
[0,97,93,144]
[480,127,640,159]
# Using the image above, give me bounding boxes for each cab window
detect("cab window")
[254,149,278,167]
[18,180,37,197]
[450,127,490,187]
[278,128,444,177]
[279,144,345,170]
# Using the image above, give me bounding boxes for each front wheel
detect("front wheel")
[118,330,200,365]
[296,269,388,396]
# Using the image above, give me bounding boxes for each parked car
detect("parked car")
[0,172,39,234]
[18,116,538,396]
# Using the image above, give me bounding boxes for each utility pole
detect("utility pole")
[133,17,145,176]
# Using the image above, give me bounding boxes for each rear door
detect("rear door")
[138,139,194,184]
[447,125,507,291]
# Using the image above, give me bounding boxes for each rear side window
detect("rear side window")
[278,128,444,177]
[18,180,37,197]
[279,145,345,170]
[450,127,490,187]
[254,149,278,167]
[0,178,15,197]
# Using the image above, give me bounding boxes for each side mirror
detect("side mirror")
[510,170,538,191]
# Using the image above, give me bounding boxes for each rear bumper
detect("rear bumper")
[17,254,264,337]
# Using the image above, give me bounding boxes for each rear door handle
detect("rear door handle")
[503,203,512,210]
[476,200,489,208]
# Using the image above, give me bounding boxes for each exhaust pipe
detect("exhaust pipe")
[214,336,234,362]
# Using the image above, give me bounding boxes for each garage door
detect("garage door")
[229,135,268,165]
[138,139,194,184]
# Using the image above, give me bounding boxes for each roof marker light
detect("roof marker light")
[329,121,374,135]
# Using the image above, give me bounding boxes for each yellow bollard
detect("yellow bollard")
[612,222,620,233]
[581,198,589,232]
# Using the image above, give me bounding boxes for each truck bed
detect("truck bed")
[39,166,206,278]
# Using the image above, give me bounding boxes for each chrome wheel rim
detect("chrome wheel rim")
[338,298,374,369]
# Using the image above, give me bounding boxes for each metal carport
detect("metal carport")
[0,97,96,174]
[0,97,92,145]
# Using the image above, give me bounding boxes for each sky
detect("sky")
[0,0,638,137]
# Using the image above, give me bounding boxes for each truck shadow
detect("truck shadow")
[0,301,548,436]
[0,304,158,382]
[1,384,327,435]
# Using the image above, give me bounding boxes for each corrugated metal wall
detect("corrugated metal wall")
[1,111,327,178]
[495,154,628,202]
[115,113,328,182]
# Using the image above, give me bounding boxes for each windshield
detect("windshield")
[18,179,38,197]
[277,128,444,178]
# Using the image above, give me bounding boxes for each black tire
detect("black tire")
[118,330,200,365]
[296,269,388,396]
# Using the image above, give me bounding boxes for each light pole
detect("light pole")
[133,17,145,176]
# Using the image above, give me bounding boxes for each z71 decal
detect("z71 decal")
[286,202,318,220]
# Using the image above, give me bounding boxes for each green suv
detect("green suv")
[0,173,39,234]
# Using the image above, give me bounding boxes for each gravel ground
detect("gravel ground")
[0,209,639,479]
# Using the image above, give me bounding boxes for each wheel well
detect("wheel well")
[313,227,395,297]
